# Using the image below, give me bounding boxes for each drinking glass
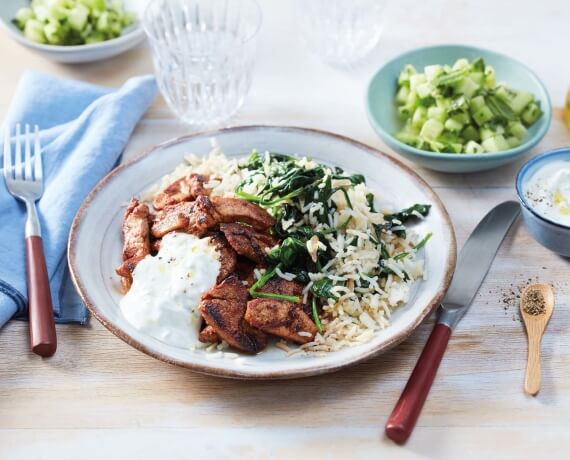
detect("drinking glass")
[296,0,387,66]
[143,0,262,125]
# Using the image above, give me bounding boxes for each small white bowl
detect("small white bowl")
[0,0,146,63]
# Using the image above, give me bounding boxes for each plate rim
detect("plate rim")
[68,125,457,380]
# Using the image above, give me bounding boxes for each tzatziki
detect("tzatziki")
[120,232,220,348]
[524,160,570,226]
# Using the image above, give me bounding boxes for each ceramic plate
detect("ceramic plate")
[0,0,145,63]
[69,126,456,379]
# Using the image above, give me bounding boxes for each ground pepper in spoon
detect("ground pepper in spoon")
[519,284,554,396]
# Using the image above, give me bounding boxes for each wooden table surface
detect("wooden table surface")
[2,1,570,458]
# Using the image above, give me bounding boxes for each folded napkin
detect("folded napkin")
[0,71,157,328]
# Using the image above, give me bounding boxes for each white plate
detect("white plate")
[0,0,146,63]
[69,126,456,379]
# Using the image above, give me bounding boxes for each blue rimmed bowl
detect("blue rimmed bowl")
[516,148,570,256]
[366,44,552,173]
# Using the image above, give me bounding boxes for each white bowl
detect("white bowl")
[69,126,456,379]
[0,0,146,63]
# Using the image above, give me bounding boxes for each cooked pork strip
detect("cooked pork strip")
[235,258,256,287]
[208,232,238,284]
[258,277,304,298]
[198,325,219,343]
[115,255,146,292]
[122,198,151,261]
[245,298,318,344]
[151,196,217,238]
[210,197,275,231]
[219,222,277,264]
[200,276,267,354]
[258,276,314,316]
[152,174,210,210]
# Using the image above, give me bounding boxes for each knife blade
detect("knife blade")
[439,200,521,329]
[385,201,520,444]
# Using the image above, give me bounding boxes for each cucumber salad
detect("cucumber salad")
[12,0,134,46]
[395,58,543,154]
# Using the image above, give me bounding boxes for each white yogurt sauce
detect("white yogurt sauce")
[524,160,570,226]
[120,232,220,348]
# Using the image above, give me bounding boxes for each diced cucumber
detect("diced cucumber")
[420,119,444,140]
[398,105,414,120]
[506,136,522,149]
[416,82,434,99]
[471,104,494,126]
[469,71,484,85]
[521,102,543,126]
[412,106,428,129]
[444,118,463,132]
[465,140,485,154]
[480,126,495,141]
[24,19,46,43]
[456,77,479,99]
[398,64,417,87]
[427,106,446,122]
[462,124,480,142]
[453,58,470,71]
[68,4,89,31]
[395,131,420,147]
[424,65,444,81]
[451,111,470,125]
[510,91,534,114]
[396,85,410,104]
[507,121,528,140]
[484,66,496,88]
[410,74,427,92]
[482,135,509,152]
[13,8,33,28]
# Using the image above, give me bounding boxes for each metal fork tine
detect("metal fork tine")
[24,124,32,180]
[34,125,42,183]
[14,123,22,180]
[3,127,11,181]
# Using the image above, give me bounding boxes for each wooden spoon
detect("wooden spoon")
[519,283,554,396]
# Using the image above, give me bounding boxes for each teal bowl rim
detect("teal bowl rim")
[365,44,552,162]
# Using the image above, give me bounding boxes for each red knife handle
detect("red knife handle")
[385,323,451,444]
[25,236,57,357]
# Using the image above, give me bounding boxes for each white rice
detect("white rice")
[141,145,427,355]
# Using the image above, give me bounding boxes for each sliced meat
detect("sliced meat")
[200,276,267,354]
[122,198,151,261]
[245,299,318,344]
[151,196,217,238]
[152,174,210,210]
[235,258,256,287]
[258,277,304,299]
[211,197,275,231]
[258,276,313,316]
[115,255,146,292]
[208,232,237,283]
[220,223,277,264]
[198,325,219,343]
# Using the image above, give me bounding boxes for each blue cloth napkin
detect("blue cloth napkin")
[0,71,157,328]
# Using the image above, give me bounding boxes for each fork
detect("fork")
[3,124,57,357]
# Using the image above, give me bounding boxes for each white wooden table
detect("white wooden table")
[2,1,570,458]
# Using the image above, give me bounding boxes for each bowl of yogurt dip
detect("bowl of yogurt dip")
[517,148,570,256]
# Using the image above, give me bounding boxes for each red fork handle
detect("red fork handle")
[385,323,451,444]
[25,236,57,357]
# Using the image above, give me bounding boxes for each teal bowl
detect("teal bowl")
[366,45,552,173]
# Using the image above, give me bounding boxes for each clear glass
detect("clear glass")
[296,0,387,66]
[143,0,262,125]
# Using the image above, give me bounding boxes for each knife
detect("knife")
[385,201,521,444]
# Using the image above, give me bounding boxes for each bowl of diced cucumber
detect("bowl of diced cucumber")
[366,45,551,173]
[0,0,145,63]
